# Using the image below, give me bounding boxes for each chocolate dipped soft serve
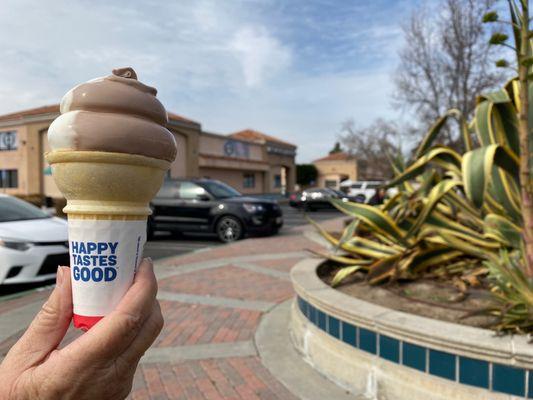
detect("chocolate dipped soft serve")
[48,67,176,162]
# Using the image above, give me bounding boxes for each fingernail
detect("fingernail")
[145,257,153,265]
[56,266,64,287]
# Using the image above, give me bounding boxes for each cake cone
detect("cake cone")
[46,150,169,217]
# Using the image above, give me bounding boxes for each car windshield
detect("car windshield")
[324,188,340,197]
[0,197,50,223]
[200,181,242,199]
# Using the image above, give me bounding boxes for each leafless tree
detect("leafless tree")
[339,119,409,180]
[393,0,506,147]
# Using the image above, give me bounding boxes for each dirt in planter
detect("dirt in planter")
[317,262,498,329]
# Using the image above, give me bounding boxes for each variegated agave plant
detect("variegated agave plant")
[310,78,529,332]
[312,0,533,333]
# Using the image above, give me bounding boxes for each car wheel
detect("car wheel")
[216,216,243,243]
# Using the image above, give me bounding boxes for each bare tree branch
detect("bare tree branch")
[339,119,413,180]
[393,0,507,148]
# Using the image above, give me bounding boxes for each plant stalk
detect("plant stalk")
[517,1,533,277]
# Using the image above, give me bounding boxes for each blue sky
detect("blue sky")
[0,0,424,162]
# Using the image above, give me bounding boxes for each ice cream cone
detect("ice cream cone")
[46,150,169,216]
[46,67,177,330]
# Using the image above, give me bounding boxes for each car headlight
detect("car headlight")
[0,238,32,251]
[243,203,264,213]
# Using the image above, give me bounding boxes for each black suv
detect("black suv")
[148,179,283,242]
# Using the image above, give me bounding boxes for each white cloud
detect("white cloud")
[0,0,410,162]
[229,26,292,88]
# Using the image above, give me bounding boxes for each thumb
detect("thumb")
[6,266,72,368]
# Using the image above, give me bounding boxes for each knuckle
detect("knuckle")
[35,301,58,327]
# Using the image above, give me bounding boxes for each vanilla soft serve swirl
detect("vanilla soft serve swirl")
[48,67,177,162]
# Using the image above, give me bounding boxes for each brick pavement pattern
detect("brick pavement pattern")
[129,231,317,399]
[155,301,262,347]
[159,266,293,303]
[0,219,343,399]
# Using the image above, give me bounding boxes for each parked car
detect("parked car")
[148,179,283,242]
[340,181,383,203]
[325,188,365,203]
[0,194,69,285]
[289,188,350,211]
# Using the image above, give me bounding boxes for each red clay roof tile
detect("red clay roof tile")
[230,129,296,148]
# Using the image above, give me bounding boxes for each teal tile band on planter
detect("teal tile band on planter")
[317,309,327,331]
[459,357,489,389]
[402,342,426,372]
[296,296,531,398]
[528,371,533,398]
[341,321,356,347]
[309,304,317,325]
[379,335,399,363]
[429,349,456,381]
[298,297,307,317]
[327,315,340,339]
[492,364,525,397]
[359,328,377,354]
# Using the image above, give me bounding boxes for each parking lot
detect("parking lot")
[143,204,341,260]
[0,205,340,297]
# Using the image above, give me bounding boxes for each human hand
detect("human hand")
[0,258,163,400]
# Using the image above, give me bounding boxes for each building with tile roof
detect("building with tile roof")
[0,105,296,202]
[312,152,358,189]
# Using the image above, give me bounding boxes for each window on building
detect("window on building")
[325,179,337,188]
[0,170,18,188]
[0,131,17,151]
[243,173,255,189]
[274,174,282,188]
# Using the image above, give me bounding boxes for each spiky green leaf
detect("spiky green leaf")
[330,199,409,246]
[462,144,519,208]
[331,265,365,286]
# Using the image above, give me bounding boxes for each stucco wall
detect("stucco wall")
[168,123,200,178]
[199,167,264,195]
[314,159,357,188]
[40,127,61,198]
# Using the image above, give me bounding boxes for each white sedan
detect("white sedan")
[0,194,69,284]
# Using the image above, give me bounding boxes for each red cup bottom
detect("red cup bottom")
[73,314,103,331]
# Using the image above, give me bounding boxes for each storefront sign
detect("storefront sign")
[267,145,295,156]
[0,131,17,151]
[224,139,250,158]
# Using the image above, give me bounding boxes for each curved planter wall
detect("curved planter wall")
[290,258,533,400]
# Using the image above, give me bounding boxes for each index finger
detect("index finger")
[63,258,158,364]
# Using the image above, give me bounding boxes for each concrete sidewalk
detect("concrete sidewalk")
[0,218,357,399]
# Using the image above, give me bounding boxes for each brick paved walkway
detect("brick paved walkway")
[0,218,344,399]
